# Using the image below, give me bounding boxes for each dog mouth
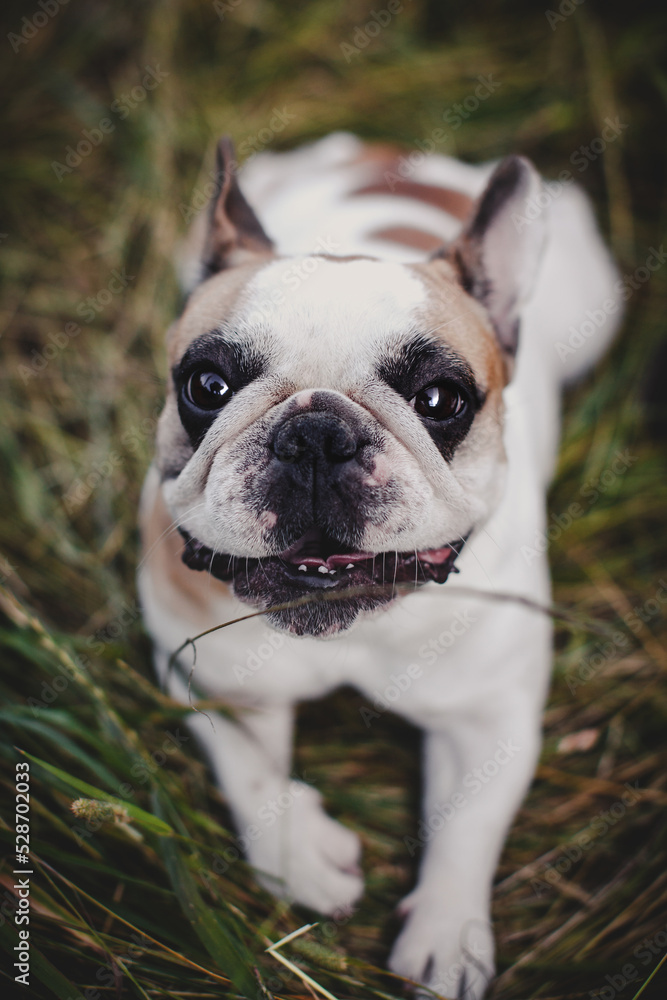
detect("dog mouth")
[180,525,463,593]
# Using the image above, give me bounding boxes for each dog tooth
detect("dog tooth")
[317,565,329,574]
[345,563,354,570]
[298,564,308,572]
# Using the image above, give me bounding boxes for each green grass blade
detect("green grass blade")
[20,750,174,836]
[154,795,261,998]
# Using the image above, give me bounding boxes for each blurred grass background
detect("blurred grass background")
[0,0,666,997]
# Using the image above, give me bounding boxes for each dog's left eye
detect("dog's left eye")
[411,382,466,420]
[185,369,232,410]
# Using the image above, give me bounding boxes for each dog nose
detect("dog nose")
[273,412,358,464]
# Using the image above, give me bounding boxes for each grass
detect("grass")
[1,0,666,997]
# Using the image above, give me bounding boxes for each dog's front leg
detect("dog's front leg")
[184,699,364,915]
[389,701,541,999]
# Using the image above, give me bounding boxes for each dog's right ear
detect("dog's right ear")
[435,156,546,363]
[201,136,274,278]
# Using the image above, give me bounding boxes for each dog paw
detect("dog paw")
[389,892,494,1000]
[249,782,364,915]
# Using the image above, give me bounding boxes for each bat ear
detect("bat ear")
[201,135,274,278]
[437,155,547,358]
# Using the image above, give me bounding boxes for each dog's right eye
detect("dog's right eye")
[184,369,232,411]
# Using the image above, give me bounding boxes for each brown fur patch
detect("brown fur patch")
[140,478,229,627]
[350,142,404,166]
[312,253,375,263]
[408,258,509,398]
[368,226,444,252]
[167,259,275,363]
[350,175,475,221]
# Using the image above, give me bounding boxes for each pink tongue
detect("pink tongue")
[327,552,373,568]
[419,546,453,564]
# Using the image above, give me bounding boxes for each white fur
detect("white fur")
[162,259,498,561]
[139,134,622,998]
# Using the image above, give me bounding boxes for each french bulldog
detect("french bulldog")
[138,132,621,998]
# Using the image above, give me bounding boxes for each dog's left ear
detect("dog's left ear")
[437,155,546,359]
[202,135,274,276]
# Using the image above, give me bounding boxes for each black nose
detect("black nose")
[273,412,359,464]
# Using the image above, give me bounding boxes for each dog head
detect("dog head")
[154,137,545,636]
